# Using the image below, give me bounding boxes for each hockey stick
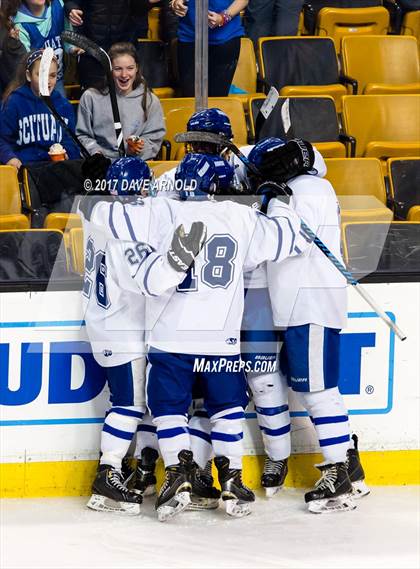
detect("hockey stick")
[39,48,90,158]
[174,131,407,341]
[61,31,125,157]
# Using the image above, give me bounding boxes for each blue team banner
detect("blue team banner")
[0,311,395,426]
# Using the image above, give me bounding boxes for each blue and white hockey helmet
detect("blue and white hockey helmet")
[175,153,234,200]
[106,157,152,196]
[248,137,287,170]
[187,108,233,140]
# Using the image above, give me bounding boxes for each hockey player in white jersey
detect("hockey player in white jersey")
[78,156,206,514]
[174,110,368,507]
[138,152,312,521]
[169,109,330,497]
[249,138,369,513]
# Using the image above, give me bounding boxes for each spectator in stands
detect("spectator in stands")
[170,0,248,97]
[3,0,79,96]
[0,49,80,168]
[0,9,27,97]
[76,42,165,160]
[134,0,179,43]
[64,0,150,90]
[245,0,303,45]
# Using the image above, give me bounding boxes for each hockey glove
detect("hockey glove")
[81,153,111,186]
[256,180,293,213]
[258,139,316,183]
[167,222,207,273]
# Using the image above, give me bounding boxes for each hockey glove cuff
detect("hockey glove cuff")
[167,222,207,273]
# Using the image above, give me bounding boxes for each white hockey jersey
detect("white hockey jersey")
[134,197,309,355]
[267,175,348,329]
[78,196,184,367]
[229,144,327,289]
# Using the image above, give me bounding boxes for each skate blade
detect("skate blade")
[157,491,191,522]
[264,485,283,498]
[352,480,370,499]
[86,494,141,516]
[224,499,252,518]
[307,493,356,514]
[132,484,156,497]
[143,484,157,497]
[187,496,220,511]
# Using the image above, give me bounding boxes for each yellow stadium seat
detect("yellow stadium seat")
[229,38,264,110]
[341,36,420,95]
[148,161,179,177]
[407,205,420,221]
[148,7,161,40]
[161,97,248,160]
[341,94,420,159]
[0,165,22,215]
[69,227,84,274]
[401,10,420,41]
[257,37,349,112]
[316,6,390,52]
[325,157,393,223]
[0,214,30,230]
[44,213,82,232]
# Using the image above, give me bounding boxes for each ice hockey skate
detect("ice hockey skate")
[133,447,159,496]
[214,456,255,518]
[87,464,143,515]
[261,457,289,498]
[346,435,370,499]
[305,462,356,514]
[187,460,221,510]
[155,450,193,522]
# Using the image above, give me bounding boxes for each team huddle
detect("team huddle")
[78,108,370,522]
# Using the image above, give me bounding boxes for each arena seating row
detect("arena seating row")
[1,220,420,285]
[145,4,420,45]
[65,33,420,108]
[1,156,419,228]
[159,94,420,162]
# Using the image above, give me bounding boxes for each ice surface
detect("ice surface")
[1,487,419,569]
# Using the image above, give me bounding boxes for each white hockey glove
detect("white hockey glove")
[167,222,207,272]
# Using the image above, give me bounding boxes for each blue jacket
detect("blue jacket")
[178,0,244,44]
[0,84,80,164]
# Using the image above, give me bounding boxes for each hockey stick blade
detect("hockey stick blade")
[39,48,90,158]
[61,31,125,157]
[61,31,110,69]
[174,131,261,177]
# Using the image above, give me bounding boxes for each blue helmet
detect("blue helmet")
[187,108,233,140]
[106,157,151,196]
[248,137,286,169]
[175,153,234,200]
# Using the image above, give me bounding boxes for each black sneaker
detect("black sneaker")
[155,450,193,522]
[304,462,356,514]
[87,464,142,515]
